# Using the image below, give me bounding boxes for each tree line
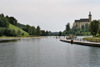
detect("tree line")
[0,13,18,36]
[59,20,100,37]
[0,13,52,36]
[17,23,53,36]
[58,22,91,36]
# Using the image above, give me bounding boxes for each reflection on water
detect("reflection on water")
[0,39,18,43]
[0,37,100,67]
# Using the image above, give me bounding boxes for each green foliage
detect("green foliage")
[23,25,37,36]
[0,13,50,37]
[0,28,17,36]
[17,23,26,29]
[17,29,21,35]
[65,23,70,34]
[28,26,36,35]
[41,30,49,36]
[50,32,59,36]
[0,28,6,36]
[59,31,62,36]
[83,37,100,42]
[96,34,100,37]
[63,22,91,36]
[9,17,18,26]
[36,26,41,36]
[23,25,30,32]
[0,14,9,27]
[0,13,4,17]
[89,20,99,37]
[41,30,46,36]
[45,31,49,36]
[12,29,17,36]
[9,24,29,36]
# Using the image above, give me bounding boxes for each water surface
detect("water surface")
[0,37,100,67]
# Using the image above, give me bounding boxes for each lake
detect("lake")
[0,36,100,67]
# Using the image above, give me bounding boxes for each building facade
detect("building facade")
[73,12,92,29]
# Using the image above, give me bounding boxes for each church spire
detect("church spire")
[89,11,92,22]
[89,11,91,16]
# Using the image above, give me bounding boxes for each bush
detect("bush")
[83,37,100,42]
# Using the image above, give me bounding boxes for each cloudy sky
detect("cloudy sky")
[0,0,100,32]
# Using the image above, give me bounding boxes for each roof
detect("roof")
[75,18,89,22]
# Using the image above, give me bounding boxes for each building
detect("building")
[73,12,92,29]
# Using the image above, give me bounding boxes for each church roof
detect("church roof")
[75,18,89,22]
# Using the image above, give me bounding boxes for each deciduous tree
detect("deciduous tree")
[89,20,99,37]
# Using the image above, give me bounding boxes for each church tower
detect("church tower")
[89,12,92,22]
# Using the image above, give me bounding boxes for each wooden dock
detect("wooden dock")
[60,39,100,47]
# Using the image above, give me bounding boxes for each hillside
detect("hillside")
[0,13,42,37]
[9,23,29,36]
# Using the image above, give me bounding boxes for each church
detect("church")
[73,12,92,29]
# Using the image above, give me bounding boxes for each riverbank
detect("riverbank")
[0,36,44,39]
[0,36,45,42]
[83,37,100,42]
[60,39,100,47]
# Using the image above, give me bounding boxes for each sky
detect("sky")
[0,0,100,32]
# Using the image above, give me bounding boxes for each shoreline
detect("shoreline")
[0,36,44,39]
[0,36,45,39]
[0,36,46,42]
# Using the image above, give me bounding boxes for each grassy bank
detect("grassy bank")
[83,37,100,42]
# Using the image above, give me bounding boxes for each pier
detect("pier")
[60,39,100,47]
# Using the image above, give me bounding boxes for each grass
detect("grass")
[9,23,29,36]
[83,37,100,42]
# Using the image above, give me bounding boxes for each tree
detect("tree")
[36,26,41,36]
[31,26,36,35]
[12,29,17,36]
[45,31,49,36]
[17,29,21,36]
[0,28,5,36]
[65,23,70,34]
[9,17,17,26]
[4,28,10,36]
[41,30,46,36]
[89,20,99,37]
[97,22,100,35]
[28,26,36,35]
[23,24,30,32]
[0,13,4,17]
[59,31,62,36]
[0,16,9,27]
